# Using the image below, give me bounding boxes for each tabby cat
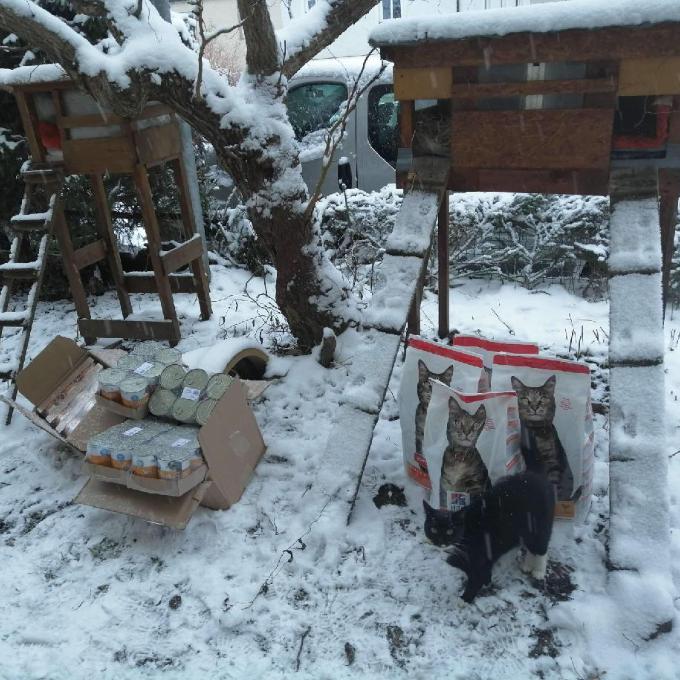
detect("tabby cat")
[415,360,454,457]
[439,399,490,508]
[423,472,555,603]
[510,375,576,502]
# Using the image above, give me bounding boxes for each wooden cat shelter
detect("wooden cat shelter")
[8,78,212,347]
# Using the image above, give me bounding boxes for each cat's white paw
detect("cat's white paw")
[454,596,467,608]
[521,552,535,573]
[530,554,548,580]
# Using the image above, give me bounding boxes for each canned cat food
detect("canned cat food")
[155,347,182,365]
[115,354,145,371]
[195,398,217,426]
[98,368,127,402]
[131,445,158,478]
[131,341,165,358]
[157,450,193,479]
[160,364,187,392]
[149,388,177,417]
[205,373,234,401]
[133,361,164,389]
[171,397,198,423]
[183,368,209,393]
[119,376,149,408]
[85,433,112,466]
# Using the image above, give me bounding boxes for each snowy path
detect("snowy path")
[0,270,678,678]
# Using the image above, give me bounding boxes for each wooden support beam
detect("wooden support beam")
[78,318,179,342]
[124,273,195,295]
[161,236,204,275]
[451,77,616,100]
[658,168,680,313]
[73,239,107,271]
[438,192,449,339]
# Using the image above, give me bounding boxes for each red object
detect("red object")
[38,121,62,150]
[612,105,671,150]
[493,353,591,374]
[407,337,483,368]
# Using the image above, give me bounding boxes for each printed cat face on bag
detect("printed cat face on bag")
[398,337,484,491]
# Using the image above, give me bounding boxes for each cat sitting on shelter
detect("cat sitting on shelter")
[423,472,555,603]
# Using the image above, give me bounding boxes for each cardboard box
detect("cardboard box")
[5,336,267,529]
[95,393,149,420]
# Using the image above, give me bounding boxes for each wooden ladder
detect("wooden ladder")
[0,163,63,424]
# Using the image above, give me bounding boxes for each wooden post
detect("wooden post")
[658,168,680,313]
[607,167,673,642]
[437,191,449,338]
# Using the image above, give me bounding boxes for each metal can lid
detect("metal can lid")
[99,368,127,387]
[131,341,166,358]
[195,399,218,426]
[155,348,183,365]
[115,354,144,370]
[172,398,198,423]
[205,373,234,401]
[120,376,149,394]
[160,364,187,391]
[183,368,210,391]
[149,388,177,416]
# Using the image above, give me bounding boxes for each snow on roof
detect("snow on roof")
[369,0,680,47]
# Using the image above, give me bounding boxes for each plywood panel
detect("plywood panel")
[451,109,614,170]
[394,67,452,100]
[62,137,137,174]
[619,57,680,96]
[135,123,181,165]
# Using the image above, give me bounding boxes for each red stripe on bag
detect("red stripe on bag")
[493,353,590,374]
[451,335,539,354]
[453,390,517,403]
[408,337,483,367]
[407,463,432,489]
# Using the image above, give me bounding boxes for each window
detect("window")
[287,82,348,141]
[368,85,398,166]
[382,0,401,19]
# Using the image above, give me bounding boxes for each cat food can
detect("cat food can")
[131,341,165,358]
[109,445,133,470]
[85,434,112,466]
[157,450,193,479]
[155,347,182,365]
[195,398,217,426]
[115,354,145,371]
[149,388,177,417]
[131,445,158,478]
[98,368,127,402]
[119,376,150,408]
[133,361,164,388]
[183,368,209,393]
[205,373,233,401]
[171,397,198,423]
[160,364,187,392]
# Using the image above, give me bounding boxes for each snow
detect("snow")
[385,189,440,257]
[369,0,680,47]
[608,199,662,275]
[182,338,270,375]
[0,216,678,676]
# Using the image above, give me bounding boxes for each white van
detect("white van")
[287,56,397,195]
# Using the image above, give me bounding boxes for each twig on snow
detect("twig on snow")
[491,307,515,335]
[295,626,311,672]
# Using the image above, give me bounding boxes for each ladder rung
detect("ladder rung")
[10,211,51,231]
[0,310,28,327]
[0,263,40,280]
[21,163,62,184]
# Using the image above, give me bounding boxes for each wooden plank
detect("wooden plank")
[399,100,414,148]
[73,238,107,270]
[658,168,680,311]
[448,168,610,195]
[380,22,680,68]
[135,123,181,166]
[161,236,204,275]
[619,57,680,96]
[62,137,137,174]
[438,192,449,339]
[451,77,616,100]
[14,91,45,161]
[124,274,196,294]
[451,109,614,170]
[58,112,124,128]
[78,318,178,342]
[394,67,452,100]
[90,174,133,318]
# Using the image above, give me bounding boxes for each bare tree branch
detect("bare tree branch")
[237,0,279,76]
[280,0,381,78]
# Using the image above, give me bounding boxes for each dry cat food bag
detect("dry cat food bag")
[491,354,594,522]
[423,383,523,511]
[450,335,539,391]
[399,336,484,489]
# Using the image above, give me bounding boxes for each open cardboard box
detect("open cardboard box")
[5,336,267,529]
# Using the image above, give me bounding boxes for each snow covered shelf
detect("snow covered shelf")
[370,0,680,197]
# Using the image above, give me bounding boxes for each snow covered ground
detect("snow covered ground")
[0,264,678,679]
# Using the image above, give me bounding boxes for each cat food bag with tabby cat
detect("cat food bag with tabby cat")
[450,335,540,391]
[491,354,594,522]
[399,337,484,490]
[422,383,523,511]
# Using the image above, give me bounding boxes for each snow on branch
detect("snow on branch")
[278,0,380,78]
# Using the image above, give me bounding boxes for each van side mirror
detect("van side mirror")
[338,157,353,191]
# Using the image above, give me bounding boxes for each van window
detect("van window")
[287,82,348,141]
[368,85,398,167]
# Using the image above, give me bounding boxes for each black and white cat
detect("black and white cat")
[415,360,454,456]
[439,399,490,508]
[423,472,555,603]
[510,375,577,502]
